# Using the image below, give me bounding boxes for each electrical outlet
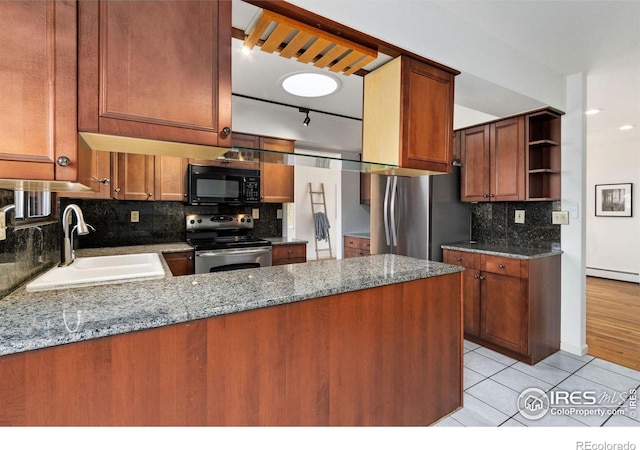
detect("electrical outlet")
[0,213,5,241]
[276,209,283,219]
[130,211,140,223]
[252,208,260,220]
[552,211,569,225]
[515,210,525,224]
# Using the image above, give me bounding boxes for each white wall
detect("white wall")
[341,151,371,235]
[293,149,342,260]
[586,138,640,282]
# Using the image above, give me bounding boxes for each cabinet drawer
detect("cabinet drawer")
[272,244,306,260]
[344,236,370,250]
[443,250,479,269]
[482,255,521,278]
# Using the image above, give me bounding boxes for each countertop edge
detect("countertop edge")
[441,243,563,260]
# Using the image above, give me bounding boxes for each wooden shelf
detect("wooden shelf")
[526,108,563,201]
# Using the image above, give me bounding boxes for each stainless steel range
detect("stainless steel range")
[186,213,272,274]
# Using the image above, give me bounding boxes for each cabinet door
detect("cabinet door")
[443,250,480,337]
[163,251,194,276]
[155,156,188,201]
[59,151,112,199]
[402,58,454,173]
[0,1,82,182]
[480,272,528,354]
[78,1,231,147]
[114,153,155,201]
[491,117,525,201]
[260,137,295,203]
[460,125,490,202]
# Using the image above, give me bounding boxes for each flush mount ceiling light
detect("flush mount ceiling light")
[282,72,339,97]
[585,108,603,115]
[619,124,635,131]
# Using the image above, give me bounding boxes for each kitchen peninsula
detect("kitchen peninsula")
[0,252,463,426]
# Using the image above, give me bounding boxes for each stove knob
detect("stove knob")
[189,220,195,224]
[210,217,216,221]
[240,218,245,223]
[197,219,202,223]
[247,218,252,223]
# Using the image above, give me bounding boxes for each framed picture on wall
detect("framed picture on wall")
[595,183,632,217]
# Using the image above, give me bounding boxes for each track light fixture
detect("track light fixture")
[299,108,311,127]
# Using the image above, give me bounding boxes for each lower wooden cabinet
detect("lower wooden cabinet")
[443,249,560,364]
[272,243,306,266]
[162,251,194,276]
[344,236,370,258]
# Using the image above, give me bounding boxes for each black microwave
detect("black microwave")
[187,164,260,205]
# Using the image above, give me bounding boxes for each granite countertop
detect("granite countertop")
[0,249,463,357]
[263,237,309,245]
[441,242,562,260]
[344,232,370,239]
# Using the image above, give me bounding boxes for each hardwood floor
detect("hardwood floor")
[586,276,640,370]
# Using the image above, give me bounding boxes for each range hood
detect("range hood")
[79,132,398,174]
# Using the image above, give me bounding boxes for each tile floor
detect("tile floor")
[434,340,640,427]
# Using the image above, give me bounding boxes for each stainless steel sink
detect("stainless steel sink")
[26,253,165,292]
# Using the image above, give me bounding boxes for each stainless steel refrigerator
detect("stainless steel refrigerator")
[370,167,470,262]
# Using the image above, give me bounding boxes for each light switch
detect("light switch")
[552,211,569,225]
[252,208,260,220]
[515,210,525,224]
[130,211,140,223]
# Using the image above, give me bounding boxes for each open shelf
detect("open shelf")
[526,108,562,201]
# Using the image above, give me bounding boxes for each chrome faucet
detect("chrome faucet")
[60,204,93,267]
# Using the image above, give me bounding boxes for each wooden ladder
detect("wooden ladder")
[309,182,333,260]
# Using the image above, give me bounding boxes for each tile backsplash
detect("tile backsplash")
[470,201,561,249]
[59,198,283,249]
[0,189,60,297]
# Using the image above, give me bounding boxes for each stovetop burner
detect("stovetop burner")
[185,213,271,251]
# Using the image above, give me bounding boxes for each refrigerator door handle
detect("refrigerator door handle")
[390,176,399,247]
[383,176,391,246]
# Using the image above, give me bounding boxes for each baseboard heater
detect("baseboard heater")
[586,267,640,284]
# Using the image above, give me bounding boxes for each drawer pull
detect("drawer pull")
[474,274,479,279]
[498,264,505,269]
[479,275,485,280]
[456,257,462,261]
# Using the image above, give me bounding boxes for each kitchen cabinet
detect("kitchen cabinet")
[272,243,307,266]
[260,137,295,204]
[344,236,371,258]
[112,153,187,201]
[460,116,525,202]
[0,273,462,426]
[443,250,481,336]
[363,56,456,174]
[526,109,562,200]
[0,1,94,186]
[162,251,194,276]
[443,249,561,364]
[77,0,232,147]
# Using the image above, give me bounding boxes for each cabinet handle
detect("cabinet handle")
[479,275,485,280]
[56,156,71,167]
[148,193,153,197]
[489,194,495,198]
[482,194,489,198]
[456,257,462,261]
[188,256,193,261]
[221,127,231,136]
[498,264,505,269]
[114,188,121,193]
[474,274,480,279]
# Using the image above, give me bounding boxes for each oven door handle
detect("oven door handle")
[196,248,272,257]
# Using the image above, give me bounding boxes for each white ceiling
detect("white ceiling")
[232,0,640,149]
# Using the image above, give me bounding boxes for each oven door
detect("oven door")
[195,247,272,274]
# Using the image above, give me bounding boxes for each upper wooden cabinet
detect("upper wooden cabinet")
[459,107,562,202]
[78,0,232,147]
[0,1,93,185]
[363,56,455,174]
[112,154,187,201]
[460,117,526,202]
[260,137,295,203]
